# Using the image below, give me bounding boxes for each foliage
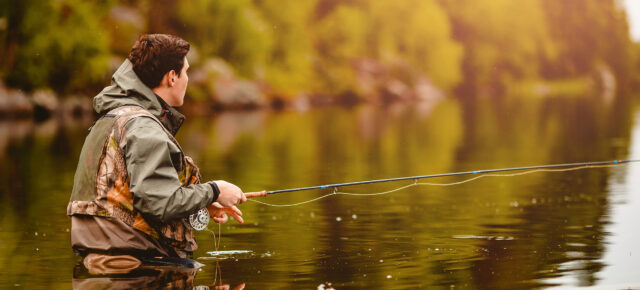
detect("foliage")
[0,0,637,99]
[311,0,463,93]
[439,0,558,95]
[540,0,637,88]
[177,0,273,78]
[252,0,317,95]
[365,0,464,89]
[1,0,111,93]
[439,0,637,96]
[312,4,370,93]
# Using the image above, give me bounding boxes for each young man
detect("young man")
[67,34,246,267]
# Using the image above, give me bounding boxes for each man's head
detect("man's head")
[128,34,190,107]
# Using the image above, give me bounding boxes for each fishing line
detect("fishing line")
[205,223,223,284]
[247,160,638,207]
[198,160,636,270]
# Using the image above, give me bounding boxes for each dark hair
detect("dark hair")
[128,34,190,89]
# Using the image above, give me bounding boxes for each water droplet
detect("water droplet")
[379,259,384,263]
[272,216,277,220]
[310,212,316,218]
[66,228,70,232]
[336,217,342,222]
[34,232,38,236]
[352,214,357,219]
[386,275,392,279]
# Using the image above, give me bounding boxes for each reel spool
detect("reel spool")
[188,208,210,231]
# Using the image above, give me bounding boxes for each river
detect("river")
[0,94,638,289]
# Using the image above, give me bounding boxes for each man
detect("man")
[67,34,246,267]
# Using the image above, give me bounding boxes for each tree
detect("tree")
[2,0,110,94]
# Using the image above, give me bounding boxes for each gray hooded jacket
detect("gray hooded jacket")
[92,59,215,222]
[69,59,215,257]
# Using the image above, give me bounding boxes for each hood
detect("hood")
[93,59,185,135]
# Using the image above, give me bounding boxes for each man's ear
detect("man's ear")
[167,70,177,87]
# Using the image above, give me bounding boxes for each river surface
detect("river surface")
[0,94,639,289]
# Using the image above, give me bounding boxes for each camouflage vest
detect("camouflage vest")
[67,106,200,252]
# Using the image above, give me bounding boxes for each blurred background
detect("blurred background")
[1,0,640,289]
[1,0,639,113]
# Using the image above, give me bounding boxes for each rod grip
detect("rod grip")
[245,191,268,198]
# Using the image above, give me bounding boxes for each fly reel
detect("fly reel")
[188,208,210,231]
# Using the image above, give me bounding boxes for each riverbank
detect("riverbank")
[0,63,621,122]
[0,57,449,120]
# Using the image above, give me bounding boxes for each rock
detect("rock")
[594,64,616,105]
[60,95,93,118]
[201,58,268,109]
[414,77,444,103]
[31,89,58,120]
[202,58,235,80]
[353,58,387,102]
[353,58,444,105]
[380,78,412,102]
[214,79,267,109]
[0,82,33,118]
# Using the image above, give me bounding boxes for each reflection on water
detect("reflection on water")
[590,110,640,286]
[0,95,638,288]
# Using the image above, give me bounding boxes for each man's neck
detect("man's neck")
[152,87,172,106]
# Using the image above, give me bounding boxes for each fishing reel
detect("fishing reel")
[188,208,210,231]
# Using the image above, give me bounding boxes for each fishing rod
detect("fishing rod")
[245,159,639,198]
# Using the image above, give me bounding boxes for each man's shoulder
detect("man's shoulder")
[123,114,163,131]
[121,115,170,144]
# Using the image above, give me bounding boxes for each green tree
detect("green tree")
[540,0,637,90]
[365,0,463,89]
[253,0,318,96]
[313,0,463,92]
[178,0,273,78]
[1,0,111,94]
[439,0,557,96]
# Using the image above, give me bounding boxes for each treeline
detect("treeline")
[0,0,638,108]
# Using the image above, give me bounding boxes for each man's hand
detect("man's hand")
[207,202,244,224]
[213,180,247,207]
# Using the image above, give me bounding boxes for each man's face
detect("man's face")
[168,58,189,107]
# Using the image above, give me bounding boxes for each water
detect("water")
[0,95,638,288]
[206,250,254,256]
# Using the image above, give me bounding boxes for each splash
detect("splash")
[206,250,253,256]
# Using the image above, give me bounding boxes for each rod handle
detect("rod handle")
[245,191,268,198]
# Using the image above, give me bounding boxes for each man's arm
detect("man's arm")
[122,117,214,223]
